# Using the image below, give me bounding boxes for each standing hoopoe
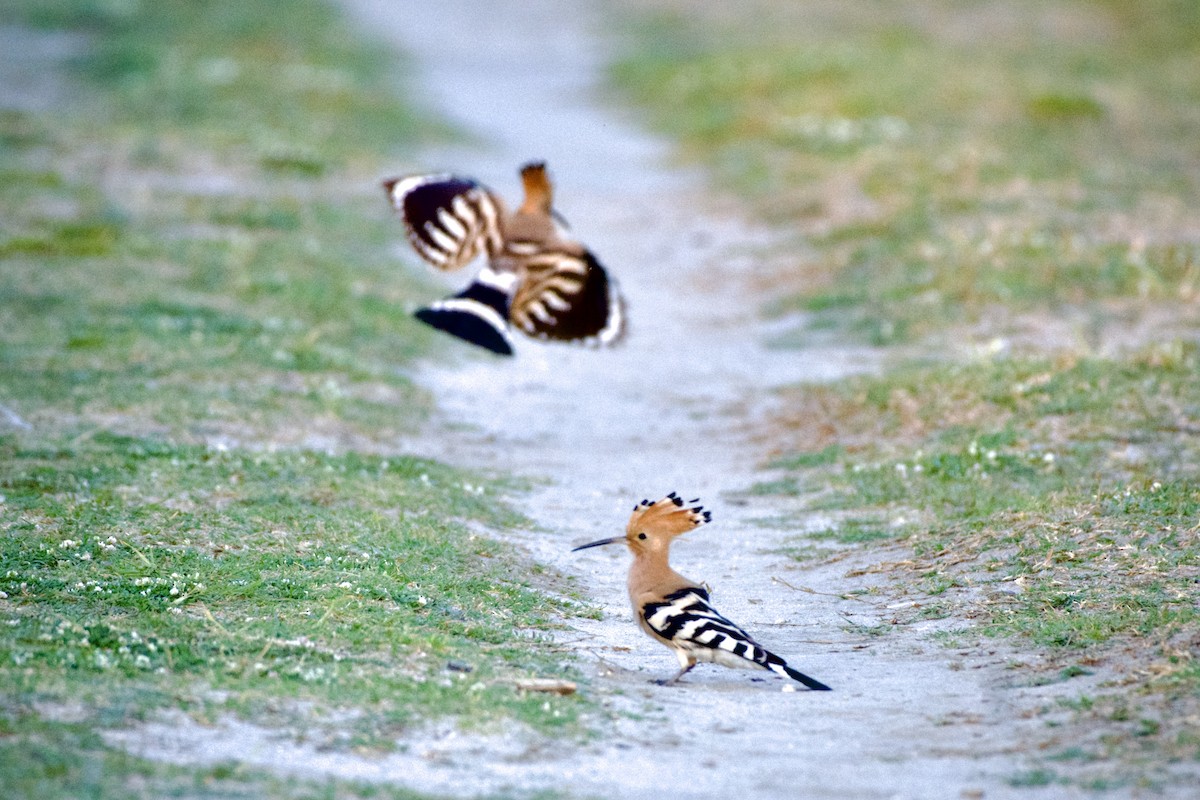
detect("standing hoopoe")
[573,493,832,690]
[383,161,625,356]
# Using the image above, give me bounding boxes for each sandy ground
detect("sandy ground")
[98,2,1192,798]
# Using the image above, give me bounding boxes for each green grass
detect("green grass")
[12,0,441,169]
[0,0,587,795]
[809,519,899,546]
[1006,769,1061,788]
[1,0,453,444]
[610,0,1200,345]
[758,345,1200,638]
[608,0,1200,788]
[0,433,581,737]
[752,346,1200,778]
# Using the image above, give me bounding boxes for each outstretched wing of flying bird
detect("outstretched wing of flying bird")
[384,163,626,354]
[510,250,624,345]
[412,265,517,356]
[384,174,503,272]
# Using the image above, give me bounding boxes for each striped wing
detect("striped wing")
[642,587,777,670]
[412,265,517,356]
[384,174,504,271]
[509,249,625,346]
[642,586,831,689]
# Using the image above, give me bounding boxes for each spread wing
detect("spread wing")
[412,265,517,356]
[384,174,504,271]
[509,249,625,346]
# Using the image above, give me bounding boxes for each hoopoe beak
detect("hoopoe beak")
[571,536,625,552]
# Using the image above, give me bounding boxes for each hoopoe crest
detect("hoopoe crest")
[382,161,625,356]
[573,493,832,691]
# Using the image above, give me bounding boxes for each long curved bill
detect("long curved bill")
[571,536,624,552]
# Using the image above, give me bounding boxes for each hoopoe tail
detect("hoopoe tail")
[770,661,832,691]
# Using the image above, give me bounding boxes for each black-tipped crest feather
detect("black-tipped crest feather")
[580,492,831,691]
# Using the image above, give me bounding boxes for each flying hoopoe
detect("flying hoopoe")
[573,493,832,690]
[382,161,625,356]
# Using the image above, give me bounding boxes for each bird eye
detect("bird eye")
[637,532,647,540]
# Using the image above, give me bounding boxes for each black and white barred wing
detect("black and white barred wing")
[413,266,516,357]
[509,249,625,346]
[383,174,504,271]
[642,587,832,690]
[642,587,761,666]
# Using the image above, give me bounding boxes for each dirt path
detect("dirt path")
[105,2,1166,797]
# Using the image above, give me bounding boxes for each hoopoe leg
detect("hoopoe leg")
[655,663,696,686]
[655,651,696,685]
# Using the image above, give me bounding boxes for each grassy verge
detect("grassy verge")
[752,348,1200,786]
[2,0,455,446]
[610,0,1200,348]
[610,0,1199,790]
[1,1,584,796]
[0,433,577,732]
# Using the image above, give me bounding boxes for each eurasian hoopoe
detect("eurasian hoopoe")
[383,161,625,356]
[573,493,832,691]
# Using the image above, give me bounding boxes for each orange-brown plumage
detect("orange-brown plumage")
[573,493,831,690]
[517,161,553,215]
[621,495,709,618]
[382,160,626,352]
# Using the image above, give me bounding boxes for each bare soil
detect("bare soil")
[102,1,1196,797]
